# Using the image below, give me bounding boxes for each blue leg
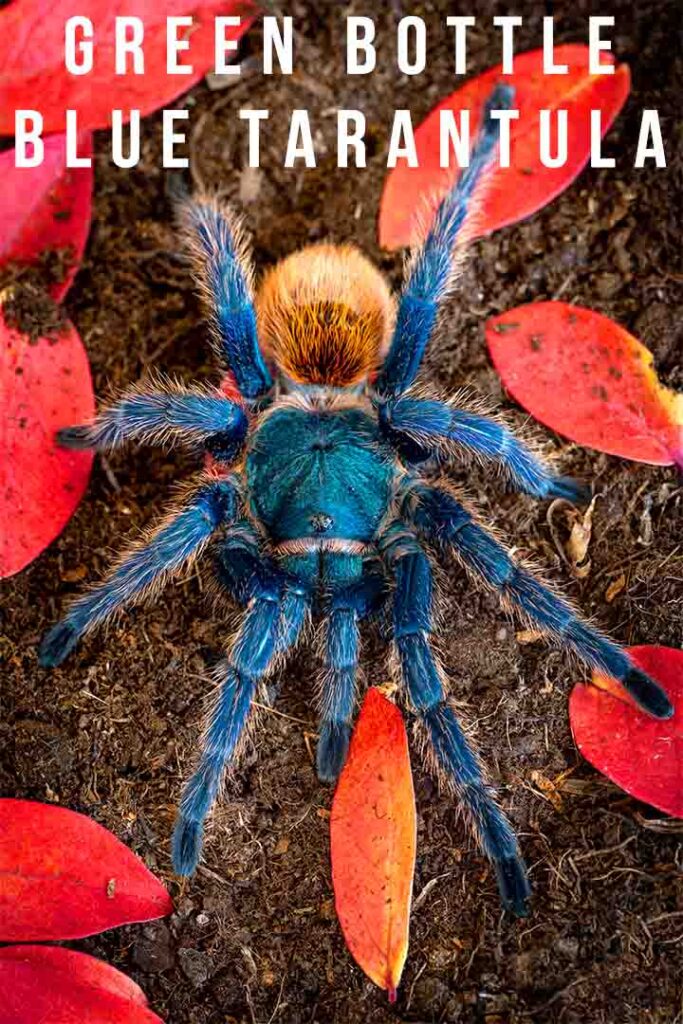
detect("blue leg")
[376,84,514,398]
[380,522,530,916]
[172,571,306,874]
[317,602,359,783]
[179,197,272,399]
[58,381,248,461]
[404,483,672,719]
[39,476,240,668]
[214,522,309,652]
[317,558,386,781]
[379,396,589,503]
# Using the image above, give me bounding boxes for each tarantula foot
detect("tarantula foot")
[56,425,94,450]
[494,854,531,918]
[547,476,592,505]
[316,721,351,783]
[625,668,673,719]
[172,816,203,876]
[39,621,79,668]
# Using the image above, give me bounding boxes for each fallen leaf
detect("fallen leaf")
[379,44,630,250]
[0,0,256,134]
[564,496,597,580]
[487,303,683,467]
[0,799,173,940]
[0,305,94,578]
[530,770,565,812]
[0,945,148,1007]
[569,646,683,818]
[0,132,93,301]
[331,688,416,1001]
[0,945,163,1023]
[605,574,626,603]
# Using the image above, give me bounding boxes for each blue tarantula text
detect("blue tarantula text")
[40,86,672,917]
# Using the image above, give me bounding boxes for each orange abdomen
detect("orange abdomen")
[256,244,395,388]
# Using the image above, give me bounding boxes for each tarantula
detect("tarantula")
[40,86,671,916]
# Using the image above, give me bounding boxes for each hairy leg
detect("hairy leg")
[214,522,309,653]
[379,395,588,503]
[376,84,513,398]
[380,522,530,915]
[317,602,359,783]
[172,562,307,874]
[39,475,240,668]
[178,196,272,399]
[58,378,247,458]
[317,558,385,781]
[403,483,672,719]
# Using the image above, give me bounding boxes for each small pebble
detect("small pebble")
[132,922,175,973]
[178,948,212,989]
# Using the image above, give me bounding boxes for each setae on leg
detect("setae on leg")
[376,84,514,399]
[380,521,530,916]
[317,559,386,782]
[214,521,310,653]
[178,196,272,399]
[403,482,672,719]
[379,395,589,503]
[317,602,359,783]
[172,564,307,875]
[57,379,248,455]
[39,475,240,668]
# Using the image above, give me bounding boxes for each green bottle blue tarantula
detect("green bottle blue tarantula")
[40,86,672,917]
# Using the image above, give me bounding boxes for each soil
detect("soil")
[2,2,682,1022]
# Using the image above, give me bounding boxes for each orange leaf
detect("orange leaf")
[486,302,683,467]
[569,646,683,818]
[378,44,629,250]
[330,689,416,1000]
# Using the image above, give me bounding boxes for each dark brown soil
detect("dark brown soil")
[1,280,71,343]
[2,3,682,1022]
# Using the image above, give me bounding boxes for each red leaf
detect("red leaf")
[0,308,94,578]
[378,45,629,250]
[0,0,255,134]
[569,646,683,818]
[486,302,683,467]
[330,689,416,1000]
[0,800,173,941]
[0,133,93,302]
[0,946,164,1023]
[0,946,149,1008]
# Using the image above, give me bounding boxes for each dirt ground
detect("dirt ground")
[2,2,682,1021]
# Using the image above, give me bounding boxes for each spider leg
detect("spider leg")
[379,396,589,503]
[317,560,386,782]
[39,475,240,668]
[57,380,246,460]
[179,196,272,399]
[403,482,673,719]
[380,522,529,916]
[376,84,514,399]
[317,600,359,783]
[172,561,307,875]
[214,522,309,653]
[57,379,248,458]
